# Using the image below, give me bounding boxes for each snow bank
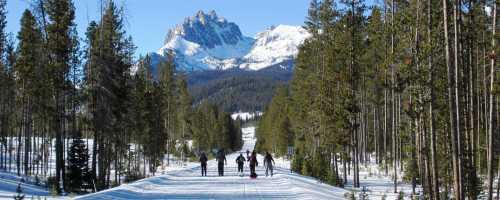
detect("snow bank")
[231,111,262,121]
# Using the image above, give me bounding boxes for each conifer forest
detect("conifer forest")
[0,0,497,199]
[257,0,498,199]
[0,0,242,194]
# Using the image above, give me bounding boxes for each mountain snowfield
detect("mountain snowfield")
[154,10,311,71]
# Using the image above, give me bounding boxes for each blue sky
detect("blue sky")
[7,0,310,56]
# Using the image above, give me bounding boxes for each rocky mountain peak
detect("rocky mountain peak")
[156,11,310,71]
[164,10,243,49]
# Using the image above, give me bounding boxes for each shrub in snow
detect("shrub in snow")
[291,151,304,173]
[344,191,356,200]
[13,183,25,200]
[46,176,58,195]
[34,175,40,186]
[326,169,338,186]
[397,191,405,200]
[124,170,144,183]
[49,185,59,196]
[359,187,369,200]
[403,159,418,184]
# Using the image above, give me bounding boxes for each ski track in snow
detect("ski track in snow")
[75,127,348,200]
[0,126,495,199]
[0,172,50,199]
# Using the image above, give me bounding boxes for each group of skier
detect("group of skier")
[198,149,275,178]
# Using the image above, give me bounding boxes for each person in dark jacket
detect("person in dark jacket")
[236,153,246,174]
[216,149,227,176]
[199,152,208,176]
[263,151,275,177]
[249,151,258,177]
[246,149,250,160]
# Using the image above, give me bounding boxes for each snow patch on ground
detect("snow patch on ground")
[231,112,262,121]
[0,171,66,199]
[0,127,494,199]
[344,163,422,200]
[75,126,349,200]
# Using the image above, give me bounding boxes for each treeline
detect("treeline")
[188,68,292,112]
[0,0,241,195]
[191,101,243,154]
[257,0,498,199]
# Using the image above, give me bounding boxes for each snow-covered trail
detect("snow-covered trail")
[76,127,348,200]
[0,172,51,199]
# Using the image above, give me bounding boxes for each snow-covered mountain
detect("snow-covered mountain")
[153,10,310,71]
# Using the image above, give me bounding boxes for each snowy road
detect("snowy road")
[76,127,348,200]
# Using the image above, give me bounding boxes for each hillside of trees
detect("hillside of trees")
[188,65,293,112]
[257,0,498,199]
[0,0,242,194]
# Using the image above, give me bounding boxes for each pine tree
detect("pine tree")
[66,137,90,193]
[0,0,11,172]
[15,9,43,177]
[0,0,6,60]
[158,53,176,165]
[176,76,193,161]
[45,0,76,192]
[486,2,496,199]
[83,0,135,189]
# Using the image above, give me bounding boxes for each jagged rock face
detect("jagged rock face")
[155,10,310,72]
[165,11,243,49]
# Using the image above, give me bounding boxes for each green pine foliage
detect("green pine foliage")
[66,137,91,193]
[257,0,499,197]
[256,85,292,156]
[0,0,495,197]
[258,0,357,186]
[188,69,290,112]
[190,101,242,154]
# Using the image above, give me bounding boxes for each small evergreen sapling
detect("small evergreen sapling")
[66,137,91,193]
[13,183,25,200]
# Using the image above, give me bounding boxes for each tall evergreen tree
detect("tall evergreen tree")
[45,0,76,192]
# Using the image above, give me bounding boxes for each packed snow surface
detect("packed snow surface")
[0,126,495,199]
[0,172,51,199]
[75,127,348,200]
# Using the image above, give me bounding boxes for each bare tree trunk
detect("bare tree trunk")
[442,0,462,198]
[384,82,388,175]
[452,0,464,198]
[428,0,440,198]
[497,157,500,199]
[391,0,397,193]
[374,107,378,164]
[343,145,347,184]
[486,2,496,199]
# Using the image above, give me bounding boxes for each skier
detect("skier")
[263,151,275,177]
[249,150,258,178]
[236,153,246,176]
[216,149,227,176]
[246,149,250,160]
[199,152,208,176]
